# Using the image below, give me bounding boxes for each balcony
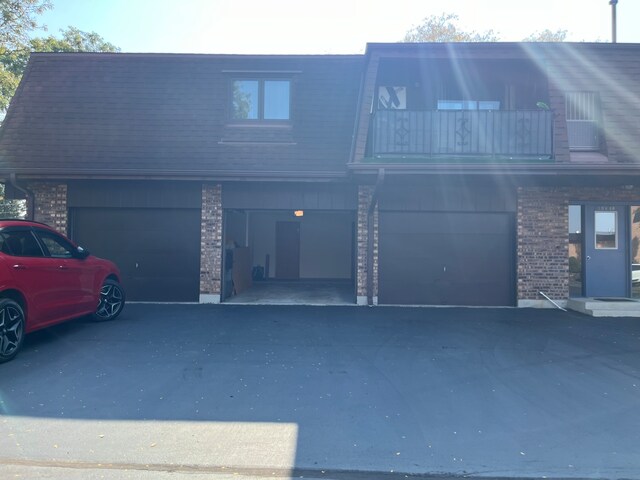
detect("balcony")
[371,110,553,161]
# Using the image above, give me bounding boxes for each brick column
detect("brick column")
[200,183,222,303]
[28,183,68,234]
[517,187,569,306]
[356,185,379,305]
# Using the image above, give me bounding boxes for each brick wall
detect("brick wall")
[28,182,68,233]
[356,186,378,304]
[517,186,640,302]
[200,183,222,302]
[517,187,569,300]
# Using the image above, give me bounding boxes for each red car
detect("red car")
[0,220,125,363]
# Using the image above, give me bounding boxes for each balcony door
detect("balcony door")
[584,205,628,297]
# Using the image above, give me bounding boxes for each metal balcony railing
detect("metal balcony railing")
[372,110,554,159]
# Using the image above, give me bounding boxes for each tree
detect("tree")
[523,29,568,42]
[403,13,570,43]
[1,0,51,111]
[403,13,500,43]
[0,184,26,218]
[0,0,52,50]
[1,26,118,112]
[30,26,119,53]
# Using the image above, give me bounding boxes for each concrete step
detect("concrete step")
[589,309,640,317]
[567,298,640,317]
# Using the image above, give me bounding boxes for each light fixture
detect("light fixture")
[294,210,304,217]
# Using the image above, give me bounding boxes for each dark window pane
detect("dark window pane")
[264,80,290,120]
[36,231,75,258]
[632,206,640,298]
[1,230,44,257]
[232,80,259,119]
[568,205,583,297]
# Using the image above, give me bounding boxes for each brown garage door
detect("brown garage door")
[379,212,515,306]
[70,208,201,302]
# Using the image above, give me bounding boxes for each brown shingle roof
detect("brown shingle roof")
[0,53,363,179]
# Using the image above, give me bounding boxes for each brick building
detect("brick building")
[1,43,640,307]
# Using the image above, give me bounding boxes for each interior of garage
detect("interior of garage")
[222,209,356,304]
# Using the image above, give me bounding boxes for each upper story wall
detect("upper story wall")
[353,42,640,169]
[544,43,640,164]
[0,53,362,180]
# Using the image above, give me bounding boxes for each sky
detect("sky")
[34,0,640,54]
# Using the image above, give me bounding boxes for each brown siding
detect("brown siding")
[379,184,516,212]
[222,182,357,210]
[352,53,381,163]
[67,181,201,208]
[544,45,640,164]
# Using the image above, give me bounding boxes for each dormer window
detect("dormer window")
[232,79,290,121]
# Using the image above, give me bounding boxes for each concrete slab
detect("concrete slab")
[225,280,355,305]
[567,297,640,317]
[1,305,639,479]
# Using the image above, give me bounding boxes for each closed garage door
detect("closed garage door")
[379,212,515,306]
[70,208,201,302]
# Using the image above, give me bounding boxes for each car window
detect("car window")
[35,230,75,259]
[0,230,45,257]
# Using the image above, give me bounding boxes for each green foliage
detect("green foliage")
[403,13,570,43]
[30,26,119,53]
[0,60,19,111]
[0,0,52,49]
[523,29,568,42]
[232,82,252,119]
[0,184,26,219]
[1,24,119,115]
[403,13,500,43]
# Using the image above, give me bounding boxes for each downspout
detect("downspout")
[8,173,35,220]
[367,168,385,305]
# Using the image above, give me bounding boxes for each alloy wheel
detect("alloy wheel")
[95,282,124,320]
[0,303,24,358]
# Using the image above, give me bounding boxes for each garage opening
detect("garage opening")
[222,209,356,304]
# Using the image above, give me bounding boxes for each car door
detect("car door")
[1,228,74,328]
[33,228,99,317]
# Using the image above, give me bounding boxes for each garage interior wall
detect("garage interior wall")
[246,211,353,279]
[225,210,248,247]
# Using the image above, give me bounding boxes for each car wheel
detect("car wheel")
[0,299,25,364]
[93,279,125,322]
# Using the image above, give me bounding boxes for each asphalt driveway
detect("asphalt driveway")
[1,305,639,479]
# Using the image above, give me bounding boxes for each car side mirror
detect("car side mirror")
[75,246,90,259]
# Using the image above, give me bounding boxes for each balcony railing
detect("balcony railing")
[372,110,553,160]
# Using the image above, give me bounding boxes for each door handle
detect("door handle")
[586,256,591,260]
[12,264,26,270]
